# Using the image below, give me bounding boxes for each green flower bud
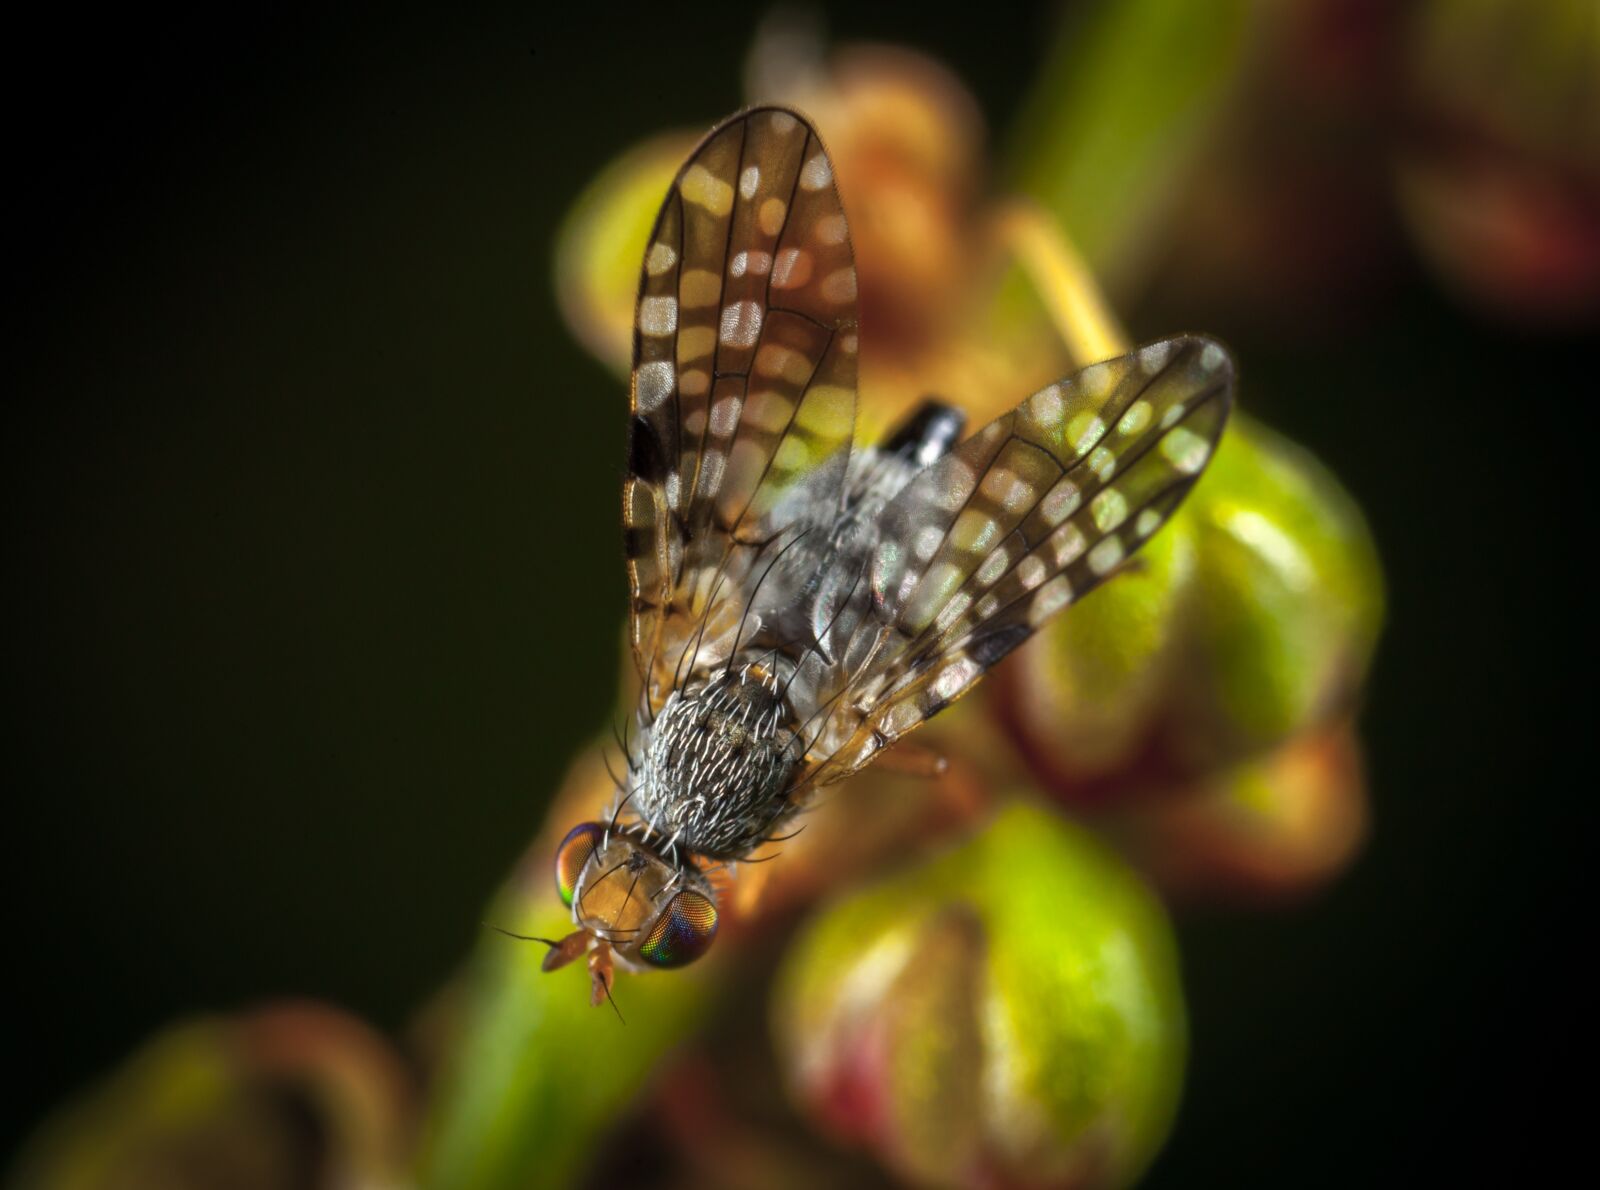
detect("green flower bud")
[997,513,1199,796]
[774,803,1185,1189]
[9,1004,411,1190]
[998,414,1381,800]
[1171,415,1383,773]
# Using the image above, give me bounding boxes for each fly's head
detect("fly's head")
[541,820,719,1007]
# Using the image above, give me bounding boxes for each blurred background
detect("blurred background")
[5,1,1591,1185]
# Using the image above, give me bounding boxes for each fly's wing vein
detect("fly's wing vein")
[625,107,859,709]
[796,335,1236,787]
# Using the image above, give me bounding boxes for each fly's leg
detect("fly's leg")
[874,740,949,778]
[587,939,616,1009]
[879,739,993,827]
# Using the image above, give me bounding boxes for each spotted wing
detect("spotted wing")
[625,106,859,710]
[799,335,1235,785]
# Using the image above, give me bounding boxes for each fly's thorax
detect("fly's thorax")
[633,667,804,859]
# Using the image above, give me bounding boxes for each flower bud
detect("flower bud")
[1397,0,1600,324]
[996,516,1199,795]
[9,1003,411,1190]
[774,803,1185,1189]
[998,415,1382,802]
[1121,722,1368,901]
[1170,416,1383,773]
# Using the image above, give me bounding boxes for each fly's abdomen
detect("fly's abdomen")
[635,668,804,859]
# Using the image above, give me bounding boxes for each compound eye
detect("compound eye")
[553,822,605,908]
[637,890,719,968]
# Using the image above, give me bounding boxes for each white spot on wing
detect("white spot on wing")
[646,243,677,275]
[1118,400,1153,436]
[1028,383,1064,426]
[638,296,677,336]
[815,213,848,244]
[1091,489,1128,532]
[820,267,857,304]
[1029,576,1073,625]
[932,461,978,513]
[1160,426,1211,474]
[720,301,763,348]
[1088,537,1124,575]
[697,451,726,498]
[1050,524,1086,566]
[730,250,771,278]
[935,592,973,633]
[772,248,813,289]
[1079,362,1115,399]
[1139,340,1173,374]
[800,154,833,190]
[1069,413,1106,453]
[709,397,739,436]
[1041,481,1080,525]
[636,361,674,411]
[976,551,1009,586]
[933,658,979,701]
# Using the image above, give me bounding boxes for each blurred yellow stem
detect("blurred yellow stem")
[994,200,1129,364]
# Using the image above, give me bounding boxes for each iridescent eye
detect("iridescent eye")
[636,890,718,968]
[554,822,605,908]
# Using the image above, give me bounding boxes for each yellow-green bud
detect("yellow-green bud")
[774,803,1186,1189]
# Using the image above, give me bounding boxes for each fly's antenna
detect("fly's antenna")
[485,924,563,948]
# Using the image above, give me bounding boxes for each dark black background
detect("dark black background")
[6,2,1582,1184]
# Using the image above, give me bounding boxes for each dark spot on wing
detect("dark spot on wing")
[628,415,669,481]
[967,623,1032,669]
